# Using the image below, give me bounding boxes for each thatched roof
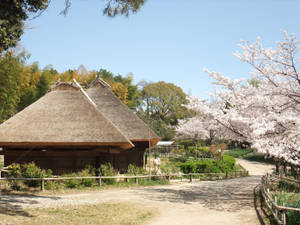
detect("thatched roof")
[87,77,160,146]
[0,82,134,149]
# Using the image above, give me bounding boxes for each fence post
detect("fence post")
[41,178,45,192]
[98,178,102,187]
[166,175,170,182]
[282,203,286,225]
[135,177,138,184]
[189,174,192,182]
[226,172,228,179]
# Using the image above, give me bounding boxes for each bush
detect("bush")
[78,168,95,187]
[99,163,117,184]
[7,162,52,188]
[127,164,145,175]
[7,163,22,190]
[180,155,237,174]
[21,162,52,187]
[225,148,253,158]
[63,173,81,189]
[222,155,236,168]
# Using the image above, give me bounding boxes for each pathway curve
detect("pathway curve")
[0,160,275,225]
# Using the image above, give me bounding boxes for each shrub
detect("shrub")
[210,143,226,160]
[225,148,253,158]
[222,155,236,169]
[180,155,237,174]
[127,164,145,175]
[99,163,117,184]
[7,162,52,188]
[21,162,52,187]
[63,173,81,189]
[7,163,22,190]
[78,168,95,187]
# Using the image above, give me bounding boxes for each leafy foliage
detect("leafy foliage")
[0,0,49,52]
[137,81,188,140]
[7,162,52,188]
[103,0,146,17]
[99,163,117,184]
[180,155,236,174]
[224,148,253,158]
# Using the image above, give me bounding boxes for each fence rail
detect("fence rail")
[0,170,248,192]
[260,173,300,225]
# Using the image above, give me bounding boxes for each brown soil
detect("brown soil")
[0,160,274,225]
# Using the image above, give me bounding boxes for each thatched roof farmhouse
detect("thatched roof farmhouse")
[0,80,159,174]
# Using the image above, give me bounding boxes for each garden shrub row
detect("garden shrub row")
[180,155,237,174]
[6,162,151,190]
[224,148,253,158]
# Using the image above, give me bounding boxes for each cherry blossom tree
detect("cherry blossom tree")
[188,32,300,167]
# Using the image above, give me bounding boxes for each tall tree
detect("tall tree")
[98,69,139,109]
[137,81,188,140]
[188,32,300,166]
[0,51,27,121]
[0,0,49,52]
[139,81,188,126]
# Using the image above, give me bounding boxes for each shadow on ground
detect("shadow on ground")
[135,176,262,212]
[0,193,60,217]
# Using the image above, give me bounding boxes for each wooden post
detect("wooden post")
[0,179,2,201]
[167,175,170,182]
[189,174,192,182]
[41,178,45,192]
[226,172,228,179]
[98,178,102,187]
[282,203,286,225]
[148,128,151,180]
[135,177,138,184]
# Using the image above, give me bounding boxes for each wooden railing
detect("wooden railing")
[260,173,300,225]
[0,170,248,192]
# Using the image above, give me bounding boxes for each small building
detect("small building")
[0,80,159,174]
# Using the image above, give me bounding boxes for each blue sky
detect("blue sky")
[20,0,300,99]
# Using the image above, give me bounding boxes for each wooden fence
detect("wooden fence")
[260,173,300,225]
[0,170,248,192]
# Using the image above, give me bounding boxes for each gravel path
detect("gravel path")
[0,160,275,225]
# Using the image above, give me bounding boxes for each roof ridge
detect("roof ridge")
[87,75,111,89]
[73,79,134,148]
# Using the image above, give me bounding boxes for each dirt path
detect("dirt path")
[236,158,274,176]
[1,160,274,225]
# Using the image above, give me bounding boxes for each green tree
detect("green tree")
[98,69,139,109]
[0,51,27,121]
[139,81,188,125]
[137,81,188,140]
[0,0,49,52]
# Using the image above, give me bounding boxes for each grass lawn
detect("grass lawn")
[0,202,157,225]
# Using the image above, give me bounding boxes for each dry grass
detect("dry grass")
[0,202,156,225]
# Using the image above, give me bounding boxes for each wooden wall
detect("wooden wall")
[3,142,148,174]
